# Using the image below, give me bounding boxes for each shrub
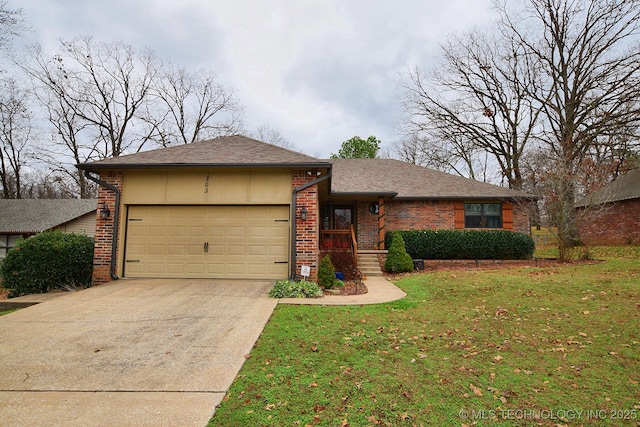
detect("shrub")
[385,229,535,260]
[268,280,323,298]
[0,231,94,298]
[317,254,338,289]
[385,232,414,273]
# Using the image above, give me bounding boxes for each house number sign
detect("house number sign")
[204,173,210,194]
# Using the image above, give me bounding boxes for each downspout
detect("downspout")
[290,170,332,279]
[84,170,120,280]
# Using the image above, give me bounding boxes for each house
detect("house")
[0,199,97,260]
[77,135,534,284]
[576,168,640,245]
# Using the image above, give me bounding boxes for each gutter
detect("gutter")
[290,170,332,279]
[84,171,120,280]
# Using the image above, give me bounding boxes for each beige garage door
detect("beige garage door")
[124,205,290,279]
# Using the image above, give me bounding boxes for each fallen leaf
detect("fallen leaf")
[469,383,483,396]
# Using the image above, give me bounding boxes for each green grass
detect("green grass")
[210,247,640,426]
[0,309,18,316]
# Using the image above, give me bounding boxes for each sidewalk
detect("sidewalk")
[279,276,406,305]
[0,290,67,311]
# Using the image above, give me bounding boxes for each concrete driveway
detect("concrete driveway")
[0,279,277,426]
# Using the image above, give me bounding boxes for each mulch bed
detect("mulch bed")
[324,280,368,296]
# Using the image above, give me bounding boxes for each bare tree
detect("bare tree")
[250,123,299,151]
[399,29,542,189]
[143,66,243,147]
[0,76,32,198]
[19,37,245,197]
[501,0,640,258]
[23,37,159,159]
[0,0,24,51]
[400,0,640,260]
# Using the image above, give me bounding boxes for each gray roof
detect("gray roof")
[576,168,640,207]
[78,135,330,171]
[0,199,97,234]
[75,134,532,200]
[328,158,534,199]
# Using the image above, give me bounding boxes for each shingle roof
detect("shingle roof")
[576,168,640,207]
[75,134,533,200]
[78,135,330,171]
[328,158,534,199]
[0,199,97,234]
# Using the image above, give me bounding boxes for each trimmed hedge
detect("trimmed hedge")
[385,229,535,260]
[0,230,94,298]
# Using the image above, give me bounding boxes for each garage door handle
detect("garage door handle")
[204,242,209,253]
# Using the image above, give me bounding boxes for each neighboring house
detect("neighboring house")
[576,168,640,245]
[77,135,534,284]
[0,199,97,260]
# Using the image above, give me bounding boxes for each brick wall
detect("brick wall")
[357,199,531,250]
[578,199,640,245]
[293,171,320,281]
[92,171,123,285]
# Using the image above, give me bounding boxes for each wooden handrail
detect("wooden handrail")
[350,224,358,269]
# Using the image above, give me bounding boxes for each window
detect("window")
[0,235,21,260]
[464,203,502,228]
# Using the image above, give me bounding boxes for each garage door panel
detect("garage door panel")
[247,245,266,256]
[209,245,224,255]
[167,245,185,255]
[125,205,289,279]
[228,245,245,256]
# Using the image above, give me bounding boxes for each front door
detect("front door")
[333,206,353,230]
[319,205,354,249]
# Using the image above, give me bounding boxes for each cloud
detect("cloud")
[16,0,496,157]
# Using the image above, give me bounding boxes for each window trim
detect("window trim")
[463,202,503,229]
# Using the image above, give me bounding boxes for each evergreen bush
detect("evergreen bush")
[0,231,94,298]
[384,232,414,273]
[317,254,338,288]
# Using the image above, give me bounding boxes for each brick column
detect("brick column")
[292,171,320,281]
[92,171,123,285]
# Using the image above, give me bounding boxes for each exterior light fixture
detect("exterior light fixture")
[300,206,308,221]
[100,203,111,220]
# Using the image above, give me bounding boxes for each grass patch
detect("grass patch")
[0,309,17,316]
[210,248,640,426]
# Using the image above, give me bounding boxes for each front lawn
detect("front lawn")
[209,248,640,426]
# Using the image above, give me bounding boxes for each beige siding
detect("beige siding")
[123,170,291,205]
[123,205,290,279]
[57,212,97,237]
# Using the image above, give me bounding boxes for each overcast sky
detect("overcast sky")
[16,0,496,158]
